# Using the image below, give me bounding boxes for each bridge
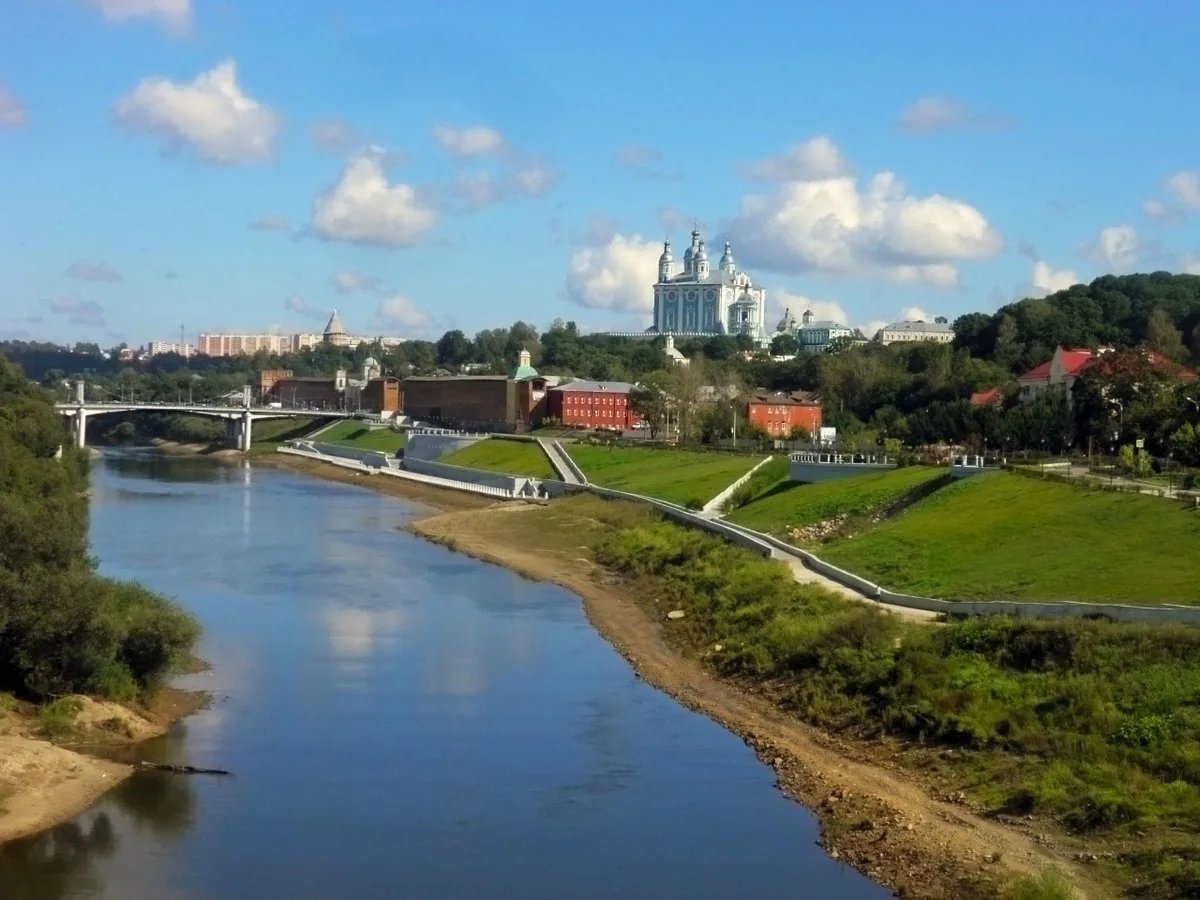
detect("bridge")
[55,387,353,451]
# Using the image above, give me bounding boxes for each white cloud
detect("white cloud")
[43,295,107,326]
[65,260,122,282]
[862,319,888,341]
[283,295,325,321]
[249,213,290,232]
[773,290,850,328]
[453,165,557,208]
[510,164,556,197]
[615,144,678,180]
[889,264,960,288]
[455,171,503,208]
[1088,225,1140,270]
[113,60,280,165]
[0,87,27,128]
[1141,199,1182,224]
[310,149,437,248]
[371,295,430,333]
[309,118,358,152]
[1181,254,1200,276]
[1030,260,1078,297]
[565,233,661,312]
[895,96,1013,134]
[332,271,382,294]
[85,0,191,35]
[431,124,505,157]
[1166,171,1200,210]
[741,136,849,181]
[899,306,932,322]
[729,151,1002,286]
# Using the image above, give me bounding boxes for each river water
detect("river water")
[1,452,887,899]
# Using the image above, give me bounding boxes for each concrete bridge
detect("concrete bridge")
[55,383,352,451]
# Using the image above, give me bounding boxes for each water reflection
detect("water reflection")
[0,770,195,900]
[0,815,115,900]
[4,452,888,899]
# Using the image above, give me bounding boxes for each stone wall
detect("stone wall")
[402,455,543,498]
[789,462,894,483]
[404,433,484,461]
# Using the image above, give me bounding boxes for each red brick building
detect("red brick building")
[746,389,822,438]
[360,376,403,416]
[546,380,641,431]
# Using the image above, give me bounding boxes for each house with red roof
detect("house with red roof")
[969,386,1004,408]
[1017,346,1099,403]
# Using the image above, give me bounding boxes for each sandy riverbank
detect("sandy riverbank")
[0,689,207,845]
[409,502,1109,899]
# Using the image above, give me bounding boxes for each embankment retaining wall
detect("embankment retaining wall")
[404,433,485,461]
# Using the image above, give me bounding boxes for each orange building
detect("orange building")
[746,389,822,438]
[259,368,294,399]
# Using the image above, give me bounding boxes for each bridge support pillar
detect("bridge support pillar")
[73,409,88,449]
[240,412,253,452]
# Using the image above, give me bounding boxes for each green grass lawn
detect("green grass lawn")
[317,419,406,454]
[566,444,765,508]
[821,471,1200,605]
[248,416,319,453]
[440,438,556,479]
[727,465,949,534]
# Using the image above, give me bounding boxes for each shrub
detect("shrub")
[39,696,83,738]
[1005,870,1077,900]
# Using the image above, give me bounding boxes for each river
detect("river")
[1,452,887,899]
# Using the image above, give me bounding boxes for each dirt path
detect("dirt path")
[412,504,1111,900]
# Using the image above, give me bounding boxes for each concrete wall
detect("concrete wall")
[703,455,773,514]
[404,433,484,461]
[790,462,894,483]
[306,442,393,469]
[403,455,544,498]
[278,445,516,500]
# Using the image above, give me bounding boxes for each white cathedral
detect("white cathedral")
[649,229,769,346]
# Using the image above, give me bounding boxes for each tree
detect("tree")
[993,314,1021,371]
[1145,308,1186,362]
[771,333,798,355]
[629,372,672,439]
[435,330,472,367]
[72,342,102,356]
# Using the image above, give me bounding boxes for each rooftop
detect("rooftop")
[749,388,822,406]
[551,379,634,393]
[881,319,952,333]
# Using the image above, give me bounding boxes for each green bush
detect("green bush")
[592,509,1200,860]
[0,353,199,702]
[39,696,83,738]
[1004,870,1077,900]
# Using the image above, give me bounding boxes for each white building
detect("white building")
[147,340,195,357]
[650,229,769,346]
[197,310,407,357]
[875,318,954,345]
[775,309,853,353]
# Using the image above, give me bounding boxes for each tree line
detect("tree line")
[6,273,1200,460]
[0,355,198,700]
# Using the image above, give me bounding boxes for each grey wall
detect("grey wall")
[405,433,484,461]
[403,455,541,496]
[789,462,894,483]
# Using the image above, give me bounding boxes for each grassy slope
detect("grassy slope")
[247,416,319,453]
[822,471,1200,605]
[567,444,766,507]
[583,496,1200,895]
[440,438,556,479]
[727,465,949,534]
[317,419,406,453]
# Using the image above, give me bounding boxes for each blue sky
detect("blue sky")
[2,0,1199,347]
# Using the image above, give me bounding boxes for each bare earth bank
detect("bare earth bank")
[410,503,1110,900]
[0,690,207,844]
